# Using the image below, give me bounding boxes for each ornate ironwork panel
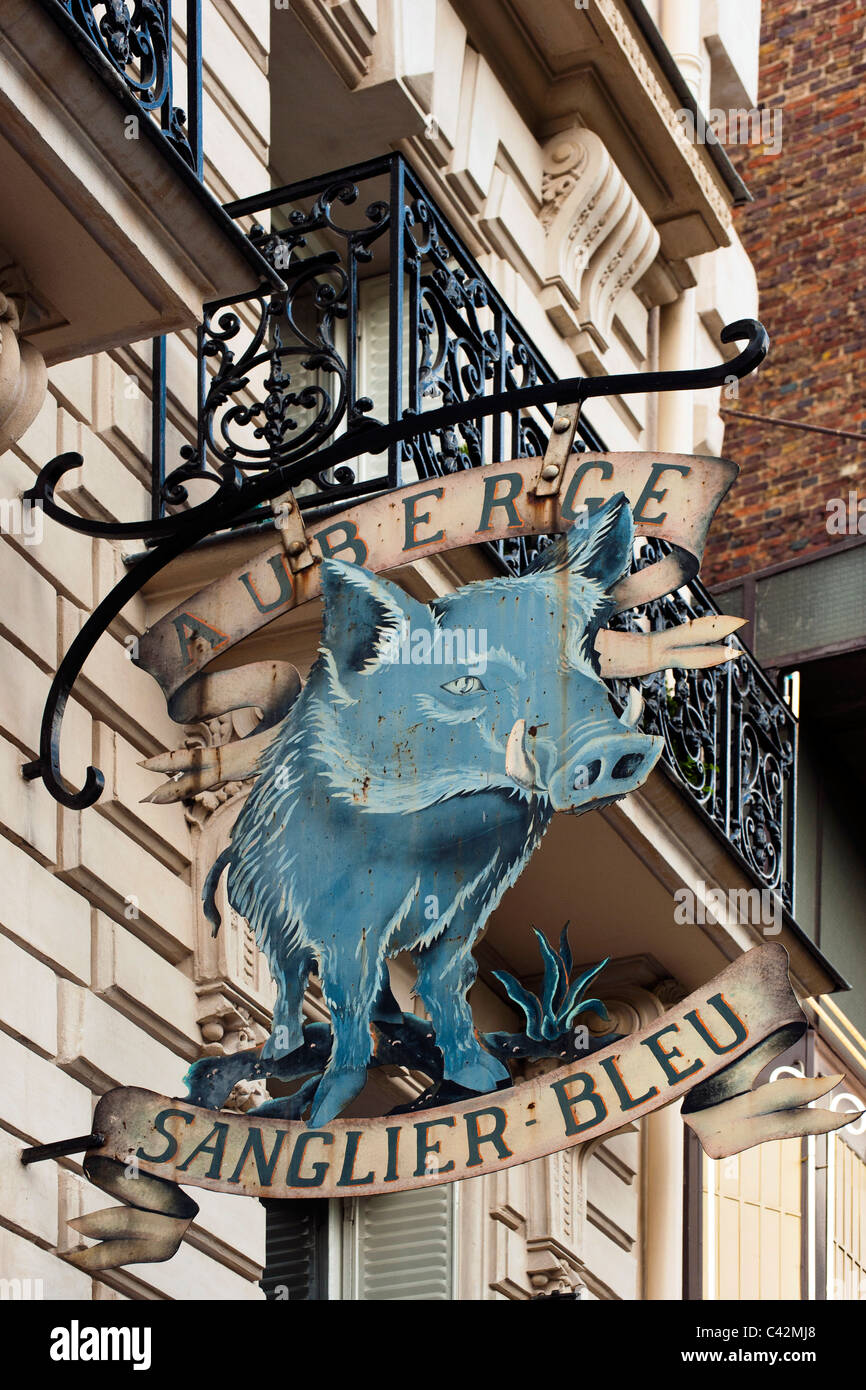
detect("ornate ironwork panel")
[178,155,605,542]
[49,0,199,168]
[608,539,796,907]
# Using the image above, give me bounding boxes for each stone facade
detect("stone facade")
[1,0,825,1303]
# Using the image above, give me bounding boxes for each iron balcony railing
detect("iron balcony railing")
[163,154,608,574]
[607,546,796,910]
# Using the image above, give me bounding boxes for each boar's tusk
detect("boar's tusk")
[620,686,645,728]
[505,718,538,790]
[596,615,747,678]
[139,722,282,803]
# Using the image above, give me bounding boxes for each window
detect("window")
[342,1185,458,1301]
[261,1185,458,1300]
[829,1133,866,1300]
[260,1198,329,1301]
[702,1139,803,1300]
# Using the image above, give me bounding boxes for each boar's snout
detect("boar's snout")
[546,729,662,811]
[506,718,662,810]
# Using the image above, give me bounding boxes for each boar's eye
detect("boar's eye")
[441,675,486,696]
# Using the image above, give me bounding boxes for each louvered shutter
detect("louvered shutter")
[357,275,423,484]
[349,1184,456,1301]
[358,274,394,422]
[260,1198,329,1300]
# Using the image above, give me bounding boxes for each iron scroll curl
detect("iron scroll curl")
[21,319,768,810]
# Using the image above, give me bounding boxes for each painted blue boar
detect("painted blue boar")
[203,492,665,1126]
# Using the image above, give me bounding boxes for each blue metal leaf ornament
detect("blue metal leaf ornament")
[493,930,610,1044]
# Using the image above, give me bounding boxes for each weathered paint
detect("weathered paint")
[139,489,748,1128]
[190,495,716,1127]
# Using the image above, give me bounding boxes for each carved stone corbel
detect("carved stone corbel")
[0,267,47,455]
[529,1259,583,1299]
[525,1147,586,1299]
[197,991,270,1113]
[539,127,659,357]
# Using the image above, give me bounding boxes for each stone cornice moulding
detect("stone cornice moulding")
[291,0,377,88]
[539,126,659,355]
[595,0,733,237]
[292,0,434,119]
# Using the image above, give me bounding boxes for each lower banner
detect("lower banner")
[64,944,858,1272]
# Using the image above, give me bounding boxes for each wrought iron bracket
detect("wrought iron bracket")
[271,490,318,573]
[20,1132,105,1165]
[20,317,767,810]
[533,401,581,498]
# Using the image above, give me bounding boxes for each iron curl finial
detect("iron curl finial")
[21,468,245,809]
[23,451,245,543]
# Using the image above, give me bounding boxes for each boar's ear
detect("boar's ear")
[318,558,428,672]
[523,492,634,592]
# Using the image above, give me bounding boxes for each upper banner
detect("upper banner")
[135,452,736,717]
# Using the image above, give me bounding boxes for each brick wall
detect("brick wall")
[703,0,866,586]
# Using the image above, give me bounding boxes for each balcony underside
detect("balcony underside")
[481,770,845,1005]
[0,0,275,365]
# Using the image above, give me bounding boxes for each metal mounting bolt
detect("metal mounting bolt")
[541,463,560,481]
[287,540,306,556]
[553,415,571,433]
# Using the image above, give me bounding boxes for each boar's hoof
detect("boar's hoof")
[309,1066,368,1126]
[448,1052,510,1094]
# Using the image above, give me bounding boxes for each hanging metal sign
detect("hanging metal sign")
[19,319,860,1274]
[58,449,855,1272]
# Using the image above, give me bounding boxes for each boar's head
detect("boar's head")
[308,492,661,816]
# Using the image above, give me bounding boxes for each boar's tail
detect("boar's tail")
[203,847,233,938]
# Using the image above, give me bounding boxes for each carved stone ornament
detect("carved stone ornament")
[540,127,659,351]
[529,1261,584,1299]
[0,267,47,455]
[594,0,732,233]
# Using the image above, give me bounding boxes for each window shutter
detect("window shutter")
[357,275,420,484]
[350,1184,456,1301]
[260,1198,329,1301]
[358,274,394,423]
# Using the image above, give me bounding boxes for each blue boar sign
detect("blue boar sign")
[207,495,667,1124]
[60,453,856,1272]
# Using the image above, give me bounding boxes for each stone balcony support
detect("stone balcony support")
[0,270,47,455]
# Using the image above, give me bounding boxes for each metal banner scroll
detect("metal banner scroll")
[135,452,736,715]
[64,946,853,1273]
